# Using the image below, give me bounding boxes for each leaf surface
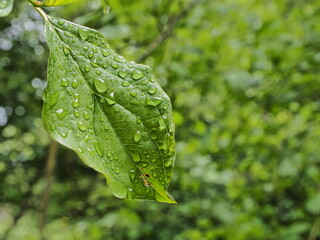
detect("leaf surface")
[0,0,13,17]
[42,14,176,203]
[29,0,79,7]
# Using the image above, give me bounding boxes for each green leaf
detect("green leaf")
[42,14,176,203]
[29,0,79,7]
[0,0,13,17]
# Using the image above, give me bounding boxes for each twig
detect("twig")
[39,141,58,240]
[308,217,320,240]
[138,0,204,63]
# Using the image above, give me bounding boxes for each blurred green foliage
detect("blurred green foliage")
[1,0,320,239]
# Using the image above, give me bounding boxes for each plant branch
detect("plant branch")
[308,217,320,240]
[39,141,58,240]
[138,0,204,63]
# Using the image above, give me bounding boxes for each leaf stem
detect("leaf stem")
[34,6,48,21]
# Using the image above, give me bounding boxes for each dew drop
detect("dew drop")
[93,141,104,157]
[85,66,90,72]
[58,131,68,138]
[94,78,107,93]
[83,46,89,51]
[71,79,79,89]
[129,169,135,179]
[140,80,149,85]
[130,152,140,162]
[84,134,91,142]
[152,171,158,178]
[90,61,99,68]
[48,92,59,107]
[165,160,173,167]
[73,109,80,118]
[87,148,95,157]
[72,98,80,108]
[111,62,119,69]
[101,49,110,57]
[168,124,174,133]
[114,55,126,63]
[79,28,89,40]
[105,97,116,105]
[64,31,74,38]
[60,78,68,87]
[145,98,156,107]
[77,121,87,132]
[129,91,137,97]
[122,81,130,87]
[88,53,94,58]
[148,87,157,95]
[153,97,164,106]
[134,131,142,142]
[83,111,90,120]
[96,70,101,75]
[63,46,70,55]
[55,108,68,120]
[159,118,166,131]
[132,70,144,80]
[141,162,148,168]
[115,169,120,174]
[58,20,64,25]
[118,70,128,78]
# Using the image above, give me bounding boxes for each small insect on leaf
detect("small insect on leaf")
[41,14,176,203]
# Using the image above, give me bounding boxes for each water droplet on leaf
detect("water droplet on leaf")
[77,121,87,132]
[141,162,148,168]
[148,87,157,94]
[79,29,89,40]
[159,118,166,131]
[111,62,119,69]
[129,91,137,97]
[71,79,79,89]
[72,98,80,108]
[105,98,116,105]
[94,78,107,93]
[83,111,90,120]
[134,131,142,142]
[101,49,110,57]
[73,109,80,118]
[63,46,70,55]
[60,78,68,87]
[90,61,99,68]
[165,160,173,167]
[118,70,128,78]
[114,55,126,63]
[145,98,156,107]
[56,108,68,120]
[130,152,140,162]
[132,70,144,80]
[122,81,130,87]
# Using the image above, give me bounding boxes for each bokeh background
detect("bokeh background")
[1,0,320,239]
